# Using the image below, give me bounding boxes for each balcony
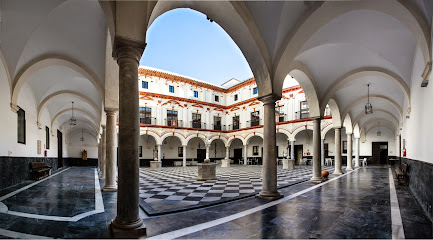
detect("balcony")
[295,111,310,120]
[228,124,240,130]
[212,124,226,131]
[190,121,206,129]
[165,119,183,127]
[140,117,156,125]
[246,119,262,127]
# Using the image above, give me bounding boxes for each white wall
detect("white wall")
[360,128,396,156]
[67,131,98,158]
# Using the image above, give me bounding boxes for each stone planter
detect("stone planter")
[283,159,295,170]
[221,159,230,168]
[150,161,161,171]
[197,163,217,180]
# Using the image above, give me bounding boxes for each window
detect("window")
[342,141,347,154]
[251,111,260,126]
[253,146,259,156]
[215,95,219,102]
[169,85,175,93]
[139,146,142,157]
[139,107,152,124]
[214,116,222,130]
[142,81,148,89]
[167,110,178,127]
[232,116,240,130]
[178,147,183,157]
[194,91,198,98]
[253,87,258,95]
[275,106,285,122]
[45,126,50,149]
[17,108,26,144]
[192,113,202,128]
[300,101,309,119]
[234,94,238,101]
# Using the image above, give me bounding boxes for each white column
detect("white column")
[333,128,343,175]
[355,137,360,167]
[157,144,162,162]
[321,138,325,166]
[100,125,106,179]
[103,110,118,191]
[205,144,210,161]
[243,144,248,165]
[97,141,101,173]
[182,145,187,167]
[346,133,353,171]
[310,117,322,182]
[225,146,230,160]
[290,140,295,160]
[256,94,282,200]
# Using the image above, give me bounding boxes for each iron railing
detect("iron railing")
[140,117,156,125]
[190,121,206,129]
[165,119,183,127]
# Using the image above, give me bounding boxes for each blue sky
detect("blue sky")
[140,9,254,86]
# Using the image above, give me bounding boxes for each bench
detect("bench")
[30,162,51,180]
[395,163,408,185]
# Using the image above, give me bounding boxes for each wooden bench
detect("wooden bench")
[30,162,51,180]
[395,163,408,185]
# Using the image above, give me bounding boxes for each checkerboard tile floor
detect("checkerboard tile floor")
[139,165,334,215]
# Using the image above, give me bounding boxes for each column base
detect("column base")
[255,191,283,201]
[309,176,322,183]
[102,185,118,192]
[111,219,146,238]
[332,171,344,175]
[346,167,354,171]
[99,176,105,180]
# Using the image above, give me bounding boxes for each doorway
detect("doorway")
[294,145,303,164]
[372,142,388,164]
[234,148,243,164]
[197,149,206,163]
[324,143,329,158]
[57,130,63,168]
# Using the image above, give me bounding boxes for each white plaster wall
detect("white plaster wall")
[360,128,396,156]
[323,128,336,157]
[294,130,313,156]
[67,132,98,158]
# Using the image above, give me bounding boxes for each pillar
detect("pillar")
[243,144,248,165]
[346,133,353,171]
[290,140,295,159]
[111,37,146,234]
[256,94,282,200]
[333,128,343,175]
[205,144,210,161]
[97,141,101,173]
[157,144,162,162]
[224,146,229,159]
[321,138,325,166]
[100,125,106,179]
[182,145,187,167]
[310,117,322,183]
[103,110,118,191]
[355,137,360,167]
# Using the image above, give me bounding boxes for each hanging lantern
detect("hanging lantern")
[69,101,77,125]
[365,84,373,114]
[377,122,381,136]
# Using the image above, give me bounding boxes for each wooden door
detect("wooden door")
[372,142,381,164]
[324,143,329,158]
[234,148,242,164]
[57,130,63,168]
[372,142,388,164]
[295,145,303,164]
[197,149,206,163]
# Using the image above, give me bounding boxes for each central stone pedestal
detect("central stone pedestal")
[282,159,295,170]
[221,159,230,168]
[197,160,216,181]
[149,161,161,171]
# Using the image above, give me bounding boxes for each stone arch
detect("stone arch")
[321,124,334,140]
[37,90,101,124]
[0,50,12,96]
[292,124,313,140]
[67,129,98,143]
[352,109,399,130]
[327,98,342,128]
[245,132,264,145]
[146,3,272,97]
[320,67,411,113]
[274,0,431,92]
[209,135,228,147]
[227,135,246,147]
[65,126,98,143]
[276,128,291,141]
[51,108,99,131]
[185,133,207,145]
[11,56,104,106]
[341,95,403,122]
[160,132,186,146]
[59,118,98,133]
[360,118,397,134]
[353,123,361,139]
[365,125,396,137]
[343,114,353,134]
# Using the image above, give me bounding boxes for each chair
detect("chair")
[362,158,367,166]
[239,159,244,165]
[301,158,308,165]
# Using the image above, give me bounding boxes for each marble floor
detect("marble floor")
[0,166,431,239]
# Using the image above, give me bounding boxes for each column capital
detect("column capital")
[310,116,322,121]
[105,108,118,114]
[112,36,146,63]
[258,93,279,105]
[10,103,19,113]
[101,124,106,129]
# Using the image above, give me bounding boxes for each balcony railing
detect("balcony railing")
[295,111,310,120]
[165,119,183,127]
[212,124,226,131]
[190,121,206,129]
[140,117,156,125]
[246,119,262,127]
[228,124,240,130]
[277,114,286,123]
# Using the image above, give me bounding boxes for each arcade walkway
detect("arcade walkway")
[0,166,431,239]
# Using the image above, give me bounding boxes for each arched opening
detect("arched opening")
[276,132,290,159]
[246,135,263,165]
[228,138,244,165]
[139,134,158,166]
[187,137,207,164]
[209,139,226,163]
[293,129,313,165]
